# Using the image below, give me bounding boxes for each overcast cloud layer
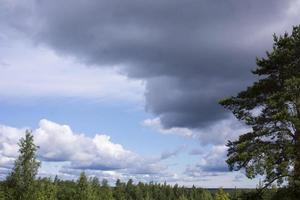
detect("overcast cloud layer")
[1,0,300,129]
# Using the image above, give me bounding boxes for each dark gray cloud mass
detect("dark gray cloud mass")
[2,0,298,128]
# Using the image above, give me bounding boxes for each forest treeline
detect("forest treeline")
[0,173,285,200]
[0,131,295,200]
[0,173,225,200]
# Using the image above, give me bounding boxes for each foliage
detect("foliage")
[98,179,114,200]
[220,25,300,191]
[35,178,58,200]
[199,190,214,200]
[178,195,188,200]
[5,130,40,200]
[0,187,5,200]
[75,172,93,200]
[214,188,230,200]
[1,176,223,200]
[56,180,76,200]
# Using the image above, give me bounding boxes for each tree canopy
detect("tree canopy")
[214,188,230,200]
[220,26,300,194]
[5,130,40,200]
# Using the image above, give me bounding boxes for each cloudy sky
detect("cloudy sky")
[0,0,300,188]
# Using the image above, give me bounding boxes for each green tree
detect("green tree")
[75,172,95,200]
[178,194,188,200]
[125,179,135,200]
[113,179,126,200]
[0,187,5,200]
[230,188,242,200]
[89,177,101,200]
[134,182,144,200]
[99,179,114,200]
[56,180,76,200]
[6,130,40,200]
[214,188,230,200]
[144,192,153,200]
[220,26,300,192]
[199,189,214,200]
[35,178,57,200]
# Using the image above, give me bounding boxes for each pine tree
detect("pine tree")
[6,130,40,200]
[56,180,77,200]
[144,192,153,200]
[114,179,126,200]
[0,187,5,200]
[178,194,188,200]
[199,189,214,200]
[135,182,144,200]
[75,172,93,200]
[99,179,114,200]
[220,25,300,192]
[35,178,57,200]
[125,179,135,200]
[89,177,101,200]
[214,188,230,200]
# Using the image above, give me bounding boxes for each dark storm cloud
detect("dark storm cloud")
[3,0,297,128]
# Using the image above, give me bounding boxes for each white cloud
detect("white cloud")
[0,125,26,168]
[184,145,228,180]
[182,145,259,188]
[143,118,195,137]
[35,119,138,169]
[0,119,259,187]
[0,119,165,178]
[142,117,258,186]
[197,145,228,173]
[197,117,250,145]
[0,35,145,103]
[143,116,250,145]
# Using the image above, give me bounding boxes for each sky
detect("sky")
[0,0,300,188]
